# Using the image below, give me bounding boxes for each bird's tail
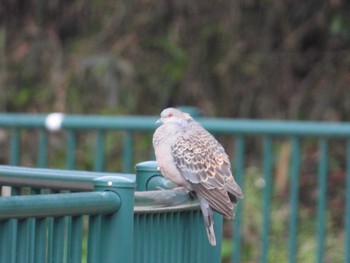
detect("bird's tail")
[198,196,216,246]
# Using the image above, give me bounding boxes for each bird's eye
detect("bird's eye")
[168,113,173,117]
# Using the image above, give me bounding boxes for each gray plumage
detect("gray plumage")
[152,108,243,246]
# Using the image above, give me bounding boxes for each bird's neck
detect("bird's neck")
[154,122,185,143]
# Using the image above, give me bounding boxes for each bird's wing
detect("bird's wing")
[171,126,243,218]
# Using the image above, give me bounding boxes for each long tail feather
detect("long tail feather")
[198,196,216,246]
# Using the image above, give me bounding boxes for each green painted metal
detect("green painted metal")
[10,128,20,166]
[213,213,223,260]
[0,164,134,191]
[28,217,36,263]
[64,216,73,263]
[66,130,77,169]
[52,217,65,263]
[37,129,48,168]
[135,160,158,191]
[1,220,16,263]
[94,130,106,171]
[260,136,273,263]
[87,215,101,263]
[1,110,350,262]
[0,191,120,219]
[17,219,30,263]
[28,218,36,263]
[47,216,54,263]
[232,135,245,263]
[134,189,192,209]
[147,176,177,190]
[134,161,222,263]
[346,140,350,263]
[316,139,328,263]
[7,125,19,263]
[94,176,136,263]
[133,210,222,263]
[2,113,350,136]
[0,170,140,263]
[0,114,47,128]
[288,136,301,263]
[123,131,134,173]
[0,164,198,209]
[34,218,47,263]
[69,216,84,263]
[135,160,176,191]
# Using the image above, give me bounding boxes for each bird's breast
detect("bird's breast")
[153,126,190,188]
[155,142,189,187]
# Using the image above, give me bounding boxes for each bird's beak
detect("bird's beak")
[155,118,162,124]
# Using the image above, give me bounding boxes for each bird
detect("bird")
[152,107,243,246]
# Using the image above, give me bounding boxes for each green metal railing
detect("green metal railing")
[134,161,222,263]
[0,162,222,263]
[0,109,349,262]
[0,167,136,263]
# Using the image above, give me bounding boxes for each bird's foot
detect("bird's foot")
[172,186,188,192]
[173,187,196,199]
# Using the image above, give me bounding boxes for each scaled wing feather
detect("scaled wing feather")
[171,126,242,218]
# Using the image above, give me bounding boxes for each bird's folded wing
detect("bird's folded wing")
[171,128,242,218]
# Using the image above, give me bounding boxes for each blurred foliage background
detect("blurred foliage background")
[0,1,350,262]
[0,0,349,118]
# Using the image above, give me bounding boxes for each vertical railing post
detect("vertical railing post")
[212,212,224,262]
[93,175,136,263]
[10,128,20,166]
[94,130,106,172]
[37,129,48,168]
[135,161,175,191]
[316,138,328,263]
[288,136,301,263]
[123,131,133,173]
[232,135,245,263]
[34,218,47,263]
[7,128,20,263]
[66,130,77,169]
[260,135,273,263]
[345,139,350,263]
[135,161,161,191]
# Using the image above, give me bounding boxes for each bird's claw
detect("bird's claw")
[173,187,196,199]
[173,186,188,192]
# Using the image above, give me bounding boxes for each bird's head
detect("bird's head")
[156,108,193,126]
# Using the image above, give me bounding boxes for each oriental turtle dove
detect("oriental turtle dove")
[152,107,243,246]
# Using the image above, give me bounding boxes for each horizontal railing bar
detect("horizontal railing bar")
[201,119,350,136]
[1,114,350,137]
[134,184,202,213]
[134,200,199,214]
[0,164,195,211]
[0,191,120,220]
[0,114,48,128]
[0,165,196,212]
[146,176,177,190]
[134,189,193,208]
[0,165,133,191]
[0,114,158,130]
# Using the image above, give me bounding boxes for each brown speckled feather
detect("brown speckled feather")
[171,121,243,219]
[153,108,243,246]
